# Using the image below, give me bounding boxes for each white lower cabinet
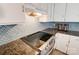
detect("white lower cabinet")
[55,33,79,55]
[67,36,79,55]
[55,33,70,53]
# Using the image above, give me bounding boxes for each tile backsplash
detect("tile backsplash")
[0,22,79,45]
[68,23,79,31]
[0,25,16,45]
[0,25,16,35]
[53,22,79,31]
[0,23,53,45]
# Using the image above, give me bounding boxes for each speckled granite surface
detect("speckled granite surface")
[0,39,36,55]
[42,28,79,36]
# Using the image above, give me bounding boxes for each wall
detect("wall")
[0,15,53,45]
[0,15,79,45]
[23,15,54,35]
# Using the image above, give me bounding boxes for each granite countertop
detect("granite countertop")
[42,28,79,37]
[0,28,79,55]
[0,39,37,55]
[42,28,58,35]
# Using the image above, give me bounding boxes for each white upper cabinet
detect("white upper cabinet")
[0,3,25,25]
[47,3,54,22]
[24,3,51,22]
[24,3,48,15]
[53,3,66,22]
[66,3,79,22]
[38,3,54,22]
[32,3,54,22]
[25,3,79,22]
[40,3,79,22]
[32,3,48,14]
[39,3,67,22]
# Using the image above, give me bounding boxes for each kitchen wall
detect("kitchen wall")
[0,15,53,45]
[23,15,54,35]
[0,15,79,45]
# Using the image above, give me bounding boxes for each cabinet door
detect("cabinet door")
[38,3,54,22]
[39,3,54,22]
[55,33,69,53]
[28,3,48,15]
[47,3,54,22]
[67,36,79,55]
[53,3,66,22]
[0,3,25,25]
[66,3,79,22]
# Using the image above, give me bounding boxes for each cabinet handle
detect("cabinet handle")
[66,40,70,54]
